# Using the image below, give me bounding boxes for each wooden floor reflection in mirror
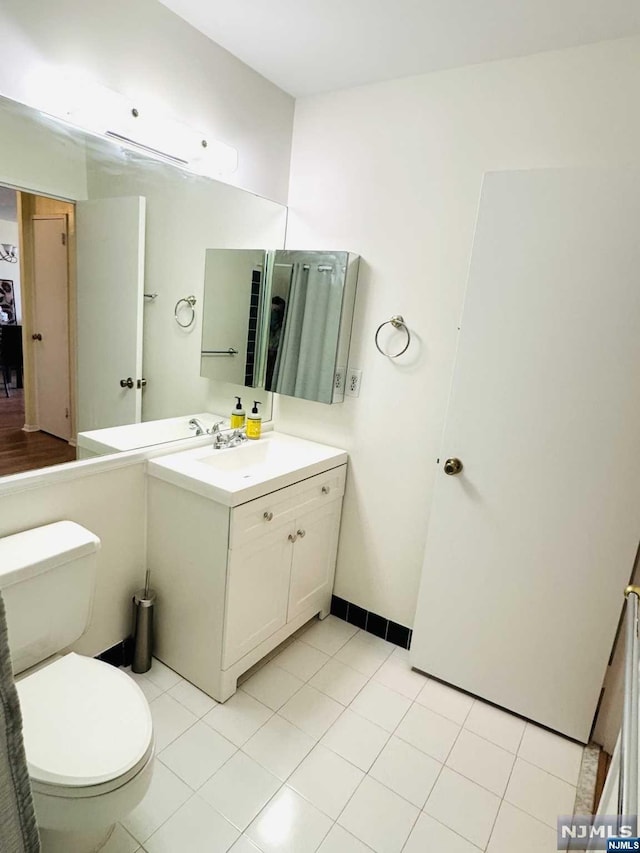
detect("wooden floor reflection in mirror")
[0,388,75,475]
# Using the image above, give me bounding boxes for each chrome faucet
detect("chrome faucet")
[212,429,248,450]
[189,418,223,436]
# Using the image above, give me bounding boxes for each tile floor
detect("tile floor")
[111,615,584,853]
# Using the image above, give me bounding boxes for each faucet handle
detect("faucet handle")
[208,420,224,435]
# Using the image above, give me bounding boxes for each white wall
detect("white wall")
[279,35,640,627]
[0,218,21,323]
[0,463,146,657]
[0,0,293,203]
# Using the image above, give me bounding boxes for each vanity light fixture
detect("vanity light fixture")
[23,68,238,178]
[0,244,17,263]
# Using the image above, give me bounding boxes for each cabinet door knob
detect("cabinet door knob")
[263,511,273,522]
[321,485,331,495]
[296,529,306,538]
[288,533,297,543]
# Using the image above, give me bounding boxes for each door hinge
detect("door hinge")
[61,233,67,246]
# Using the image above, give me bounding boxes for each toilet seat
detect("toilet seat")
[17,653,153,795]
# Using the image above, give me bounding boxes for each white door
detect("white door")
[32,216,71,440]
[76,197,146,432]
[410,169,640,742]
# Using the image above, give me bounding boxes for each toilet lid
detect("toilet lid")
[17,653,153,788]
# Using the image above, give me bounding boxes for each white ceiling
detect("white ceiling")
[158,0,640,97]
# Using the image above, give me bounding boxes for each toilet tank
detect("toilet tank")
[0,521,101,675]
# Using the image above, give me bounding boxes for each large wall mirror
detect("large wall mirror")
[0,93,287,478]
[201,249,359,404]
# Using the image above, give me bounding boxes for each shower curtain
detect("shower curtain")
[272,260,343,403]
[0,591,40,852]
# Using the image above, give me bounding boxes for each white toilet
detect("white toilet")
[0,521,154,853]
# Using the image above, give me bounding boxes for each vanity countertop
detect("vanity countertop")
[146,431,348,506]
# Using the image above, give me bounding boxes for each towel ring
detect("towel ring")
[175,295,197,328]
[375,315,411,358]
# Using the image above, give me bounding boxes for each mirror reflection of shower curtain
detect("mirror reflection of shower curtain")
[272,262,343,403]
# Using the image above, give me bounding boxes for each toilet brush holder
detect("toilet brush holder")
[132,588,156,673]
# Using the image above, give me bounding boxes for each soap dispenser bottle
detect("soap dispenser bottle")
[230,396,245,429]
[246,401,262,440]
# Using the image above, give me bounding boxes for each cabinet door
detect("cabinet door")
[222,527,292,669]
[288,500,341,622]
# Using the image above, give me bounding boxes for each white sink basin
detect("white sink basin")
[147,431,348,506]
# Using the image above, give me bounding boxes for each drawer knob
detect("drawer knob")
[263,511,273,522]
[321,485,331,495]
[297,529,306,538]
[288,533,297,543]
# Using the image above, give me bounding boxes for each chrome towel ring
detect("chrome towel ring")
[175,295,197,328]
[374,314,411,358]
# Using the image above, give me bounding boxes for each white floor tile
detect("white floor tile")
[354,631,396,654]
[415,680,474,725]
[395,703,460,763]
[369,735,441,808]
[517,723,583,785]
[274,640,330,681]
[321,708,390,771]
[122,762,192,843]
[159,720,236,789]
[487,801,558,852]
[199,751,281,831]
[241,660,304,710]
[300,615,358,655]
[317,824,374,853]
[144,659,183,691]
[504,758,576,828]
[144,794,239,853]
[404,813,482,853]
[243,714,315,780]
[372,656,427,701]
[335,634,393,678]
[229,837,263,853]
[309,658,369,705]
[101,824,140,853]
[338,776,418,853]
[149,693,199,751]
[203,690,273,747]
[246,786,332,853]
[288,744,364,819]
[350,681,411,733]
[424,767,501,849]
[279,685,343,739]
[463,701,526,753]
[122,668,163,703]
[446,729,516,796]
[168,679,217,718]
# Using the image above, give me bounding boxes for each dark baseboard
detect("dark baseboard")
[96,636,134,668]
[330,595,412,650]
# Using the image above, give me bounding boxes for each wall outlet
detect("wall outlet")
[345,368,362,397]
[334,368,344,393]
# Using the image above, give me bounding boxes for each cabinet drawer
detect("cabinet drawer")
[230,465,347,549]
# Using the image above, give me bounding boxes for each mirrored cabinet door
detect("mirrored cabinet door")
[200,249,268,388]
[200,248,359,404]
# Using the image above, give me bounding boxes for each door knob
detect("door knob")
[263,512,273,522]
[31,333,42,341]
[444,457,463,475]
[137,378,147,389]
[296,529,306,538]
[288,533,297,543]
[120,377,134,389]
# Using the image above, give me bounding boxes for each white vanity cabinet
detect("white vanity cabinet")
[147,462,346,701]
